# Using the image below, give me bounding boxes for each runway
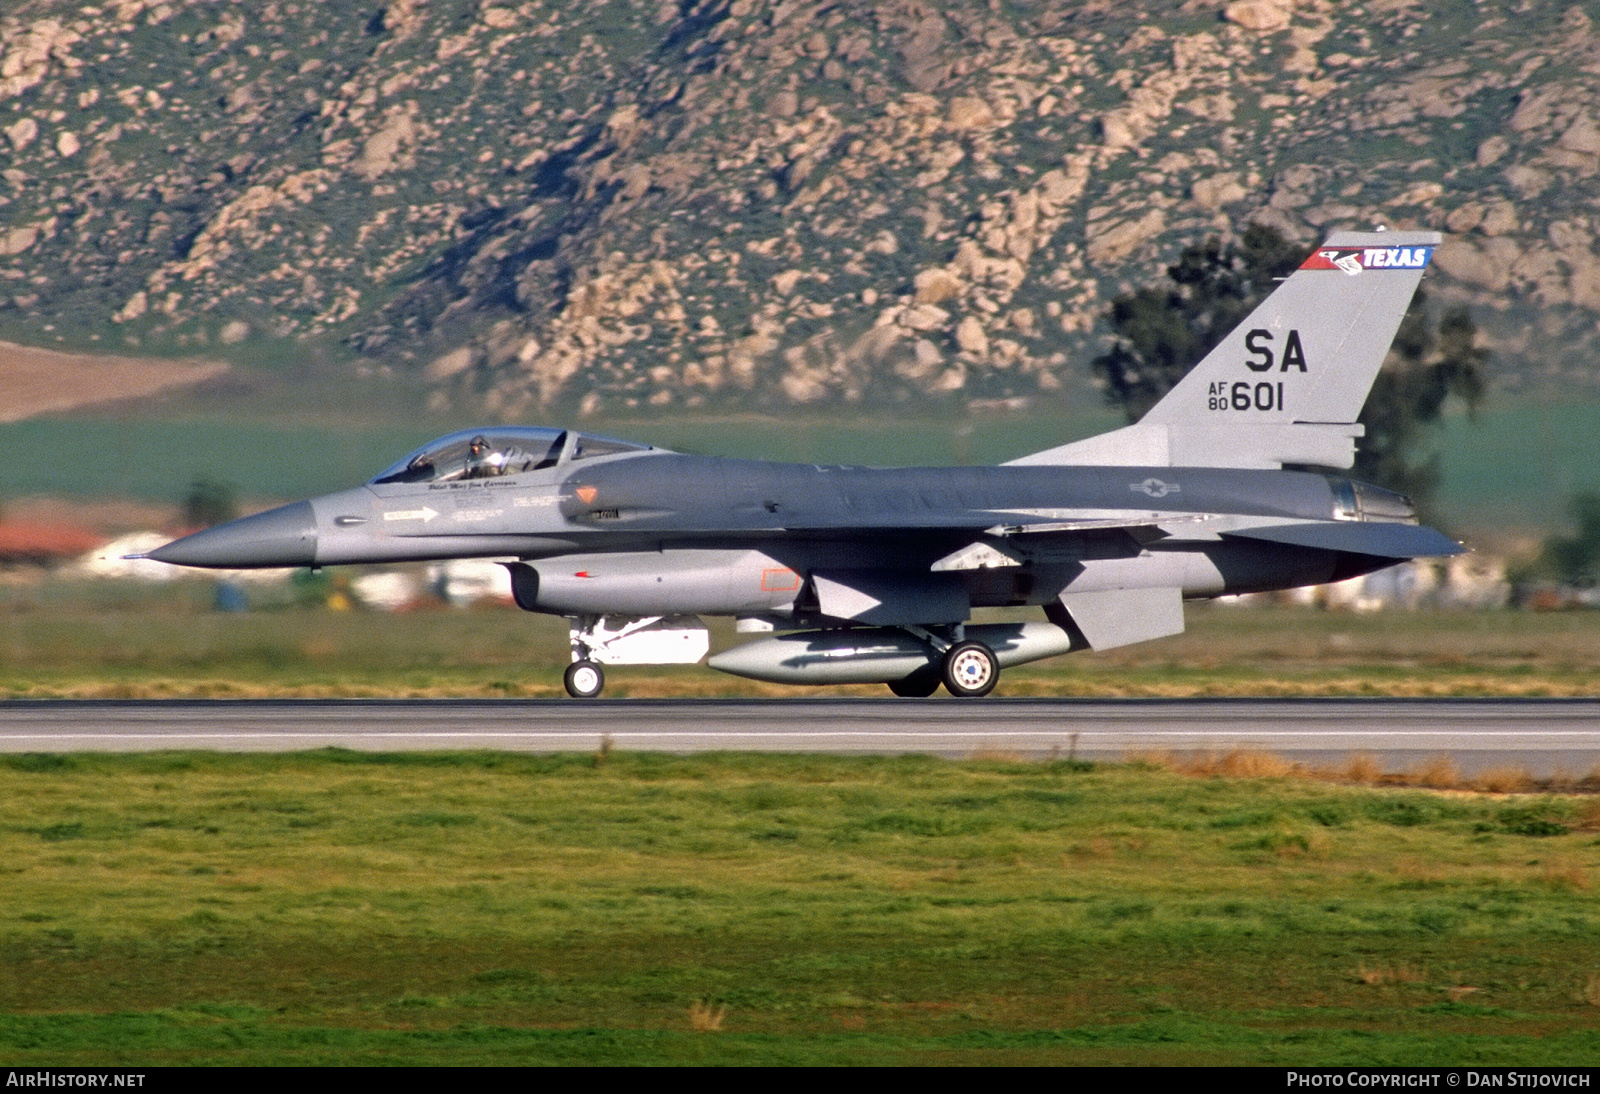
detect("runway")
[2,698,1599,776]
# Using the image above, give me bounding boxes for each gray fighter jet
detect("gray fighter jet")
[149,230,1460,698]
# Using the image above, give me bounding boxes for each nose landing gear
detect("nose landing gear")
[563,659,605,699]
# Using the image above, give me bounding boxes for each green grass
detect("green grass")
[1,751,1597,1064]
[3,582,1599,698]
[1432,400,1600,536]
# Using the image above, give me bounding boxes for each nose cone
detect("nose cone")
[147,501,317,568]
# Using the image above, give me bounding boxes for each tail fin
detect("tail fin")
[1011,230,1441,469]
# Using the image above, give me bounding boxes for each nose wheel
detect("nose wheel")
[563,659,605,699]
[941,641,998,698]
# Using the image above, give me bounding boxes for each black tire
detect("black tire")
[887,665,940,698]
[563,659,605,699]
[941,641,999,698]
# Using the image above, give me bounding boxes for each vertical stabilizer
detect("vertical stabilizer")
[1010,230,1441,469]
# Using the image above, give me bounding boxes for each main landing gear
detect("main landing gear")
[885,630,1001,699]
[941,640,999,698]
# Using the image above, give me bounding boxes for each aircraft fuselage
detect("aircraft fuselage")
[152,450,1412,615]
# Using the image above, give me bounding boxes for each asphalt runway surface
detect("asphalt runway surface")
[2,698,1599,776]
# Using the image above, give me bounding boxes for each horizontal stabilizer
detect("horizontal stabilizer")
[1055,585,1184,651]
[1223,521,1462,559]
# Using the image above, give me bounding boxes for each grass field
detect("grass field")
[4,579,1599,699]
[1,750,1597,1065]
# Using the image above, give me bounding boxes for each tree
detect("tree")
[1352,292,1487,514]
[1091,224,1487,517]
[1091,224,1304,422]
[1537,492,1600,586]
[181,476,238,529]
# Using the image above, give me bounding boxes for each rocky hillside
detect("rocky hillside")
[3,0,1598,418]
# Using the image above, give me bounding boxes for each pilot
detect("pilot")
[463,435,498,479]
[463,436,531,478]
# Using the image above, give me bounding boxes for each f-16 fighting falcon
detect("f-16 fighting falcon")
[149,230,1460,698]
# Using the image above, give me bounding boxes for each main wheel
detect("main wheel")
[563,659,605,699]
[941,641,999,698]
[887,665,940,698]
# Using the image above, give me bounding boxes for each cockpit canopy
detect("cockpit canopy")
[369,427,653,485]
